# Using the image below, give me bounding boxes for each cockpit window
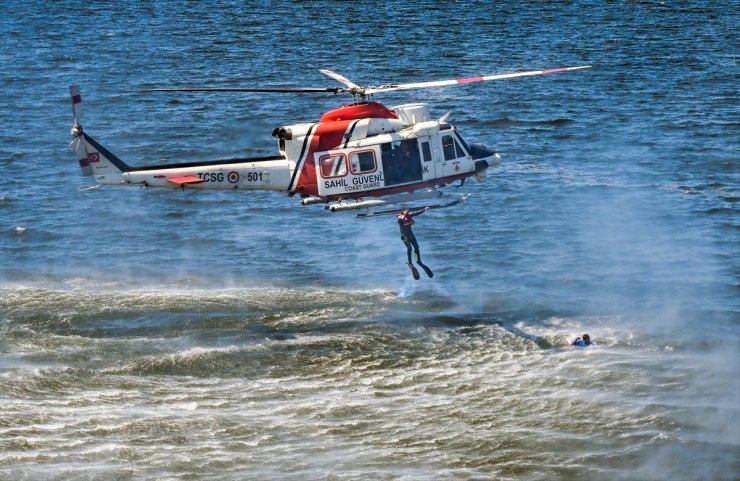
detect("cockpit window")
[442,135,466,161]
[454,132,471,155]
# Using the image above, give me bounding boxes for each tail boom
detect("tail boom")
[115,157,294,191]
[69,85,294,192]
[75,132,294,191]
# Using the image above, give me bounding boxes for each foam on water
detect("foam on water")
[2,282,736,479]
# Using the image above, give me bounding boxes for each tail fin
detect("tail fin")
[69,85,130,178]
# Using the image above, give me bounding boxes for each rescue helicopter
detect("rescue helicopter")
[69,65,590,215]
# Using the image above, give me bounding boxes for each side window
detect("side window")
[349,150,376,174]
[421,141,432,162]
[319,153,347,178]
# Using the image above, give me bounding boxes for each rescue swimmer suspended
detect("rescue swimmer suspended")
[69,66,590,214]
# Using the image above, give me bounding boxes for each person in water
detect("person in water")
[396,206,429,265]
[572,334,593,347]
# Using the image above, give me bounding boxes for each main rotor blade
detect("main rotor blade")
[132,87,341,93]
[319,69,360,89]
[364,65,592,94]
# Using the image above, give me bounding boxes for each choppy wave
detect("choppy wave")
[2,284,738,479]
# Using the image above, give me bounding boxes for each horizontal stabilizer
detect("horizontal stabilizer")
[166,175,206,185]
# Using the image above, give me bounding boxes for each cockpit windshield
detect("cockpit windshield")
[454,132,472,155]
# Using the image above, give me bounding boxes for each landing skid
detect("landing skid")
[327,188,443,213]
[356,194,470,218]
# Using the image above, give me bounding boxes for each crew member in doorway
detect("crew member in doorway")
[396,206,434,279]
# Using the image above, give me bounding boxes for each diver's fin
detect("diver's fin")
[407,262,420,280]
[416,260,433,278]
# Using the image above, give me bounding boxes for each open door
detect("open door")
[381,139,423,186]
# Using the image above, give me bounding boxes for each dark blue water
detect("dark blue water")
[1,2,738,480]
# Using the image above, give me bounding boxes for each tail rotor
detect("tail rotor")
[70,85,83,129]
[69,85,93,176]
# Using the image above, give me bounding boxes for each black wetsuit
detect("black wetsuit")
[397,212,421,263]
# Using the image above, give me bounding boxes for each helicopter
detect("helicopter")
[69,65,590,215]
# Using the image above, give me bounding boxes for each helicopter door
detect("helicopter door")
[418,137,435,181]
[439,133,467,177]
[381,139,423,187]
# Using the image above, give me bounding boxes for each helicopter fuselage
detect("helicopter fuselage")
[72,99,499,211]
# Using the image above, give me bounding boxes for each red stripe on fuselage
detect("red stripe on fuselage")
[292,120,353,197]
[320,102,397,122]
